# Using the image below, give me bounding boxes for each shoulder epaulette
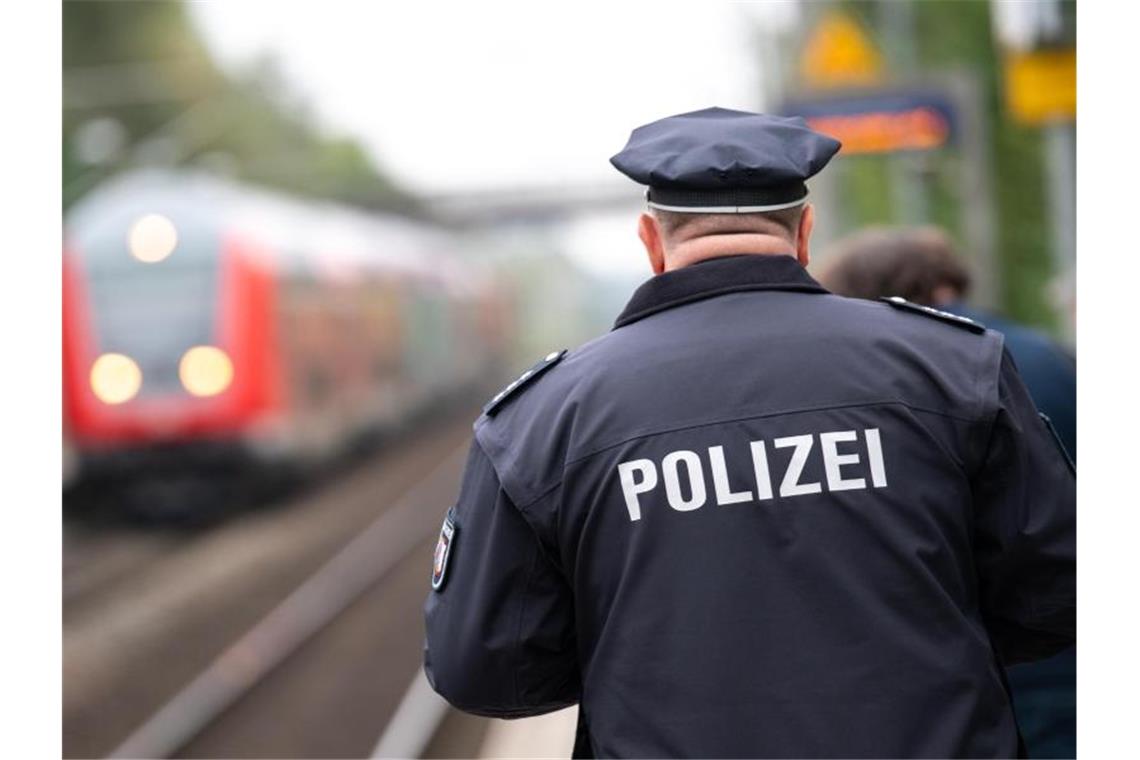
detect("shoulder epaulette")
[880,296,986,334]
[482,349,567,416]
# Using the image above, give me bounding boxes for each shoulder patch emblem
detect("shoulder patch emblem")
[431,509,457,591]
[880,296,986,334]
[482,349,567,416]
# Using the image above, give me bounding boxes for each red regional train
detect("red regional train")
[63,170,511,512]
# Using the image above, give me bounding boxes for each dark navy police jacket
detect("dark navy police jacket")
[424,255,1076,758]
[946,303,1077,760]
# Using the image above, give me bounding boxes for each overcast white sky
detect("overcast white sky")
[189,2,800,278]
[190,2,799,195]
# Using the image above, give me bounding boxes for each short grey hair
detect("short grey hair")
[651,205,805,244]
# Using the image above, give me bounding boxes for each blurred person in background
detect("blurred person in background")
[817,226,1075,462]
[819,225,1076,759]
[424,109,1075,758]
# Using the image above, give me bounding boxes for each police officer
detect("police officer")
[423,107,1076,758]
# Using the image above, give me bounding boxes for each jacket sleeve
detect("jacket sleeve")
[972,348,1076,666]
[423,438,579,717]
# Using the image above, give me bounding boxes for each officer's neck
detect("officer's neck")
[664,234,798,273]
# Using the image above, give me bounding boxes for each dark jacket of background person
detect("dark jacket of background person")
[424,254,1076,758]
[818,227,1076,758]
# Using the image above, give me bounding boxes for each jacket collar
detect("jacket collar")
[613,254,829,329]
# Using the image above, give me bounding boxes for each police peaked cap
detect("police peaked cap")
[610,107,841,213]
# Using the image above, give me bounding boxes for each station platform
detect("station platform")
[478,706,578,758]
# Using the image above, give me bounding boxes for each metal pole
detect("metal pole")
[945,70,999,311]
[880,0,928,224]
[1044,121,1076,340]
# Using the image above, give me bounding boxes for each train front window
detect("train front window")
[83,224,221,398]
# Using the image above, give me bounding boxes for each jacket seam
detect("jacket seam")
[507,398,980,510]
[564,398,985,468]
[475,424,531,513]
[968,332,1005,481]
[511,533,543,709]
[975,331,1004,423]
[517,479,564,512]
[477,413,564,514]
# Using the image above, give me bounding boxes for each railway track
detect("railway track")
[63,413,491,759]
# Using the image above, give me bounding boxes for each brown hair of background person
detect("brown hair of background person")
[817,225,971,305]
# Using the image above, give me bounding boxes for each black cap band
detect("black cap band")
[646,182,808,213]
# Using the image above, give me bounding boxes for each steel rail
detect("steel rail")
[107,445,468,759]
[370,669,450,758]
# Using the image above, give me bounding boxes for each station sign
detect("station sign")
[781,89,957,156]
[990,0,1076,125]
[799,11,884,89]
[1002,47,1076,125]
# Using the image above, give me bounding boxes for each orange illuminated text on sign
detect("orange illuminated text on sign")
[803,107,951,155]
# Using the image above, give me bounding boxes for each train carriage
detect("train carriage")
[63,170,509,509]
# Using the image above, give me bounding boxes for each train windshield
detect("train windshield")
[81,221,221,397]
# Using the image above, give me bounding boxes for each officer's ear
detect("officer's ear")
[796,203,815,267]
[638,212,667,275]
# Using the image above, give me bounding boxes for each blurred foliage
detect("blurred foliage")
[839,154,892,226]
[63,1,416,213]
[912,0,1060,330]
[815,0,1068,330]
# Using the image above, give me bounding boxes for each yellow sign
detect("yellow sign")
[1003,48,1076,125]
[800,12,883,89]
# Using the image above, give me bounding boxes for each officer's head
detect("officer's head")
[818,226,972,306]
[636,203,814,275]
[610,107,840,276]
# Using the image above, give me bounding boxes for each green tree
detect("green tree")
[809,0,1064,329]
[912,0,1058,329]
[63,1,416,214]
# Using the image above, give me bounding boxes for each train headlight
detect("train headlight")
[128,213,178,263]
[90,353,142,405]
[179,346,234,397]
